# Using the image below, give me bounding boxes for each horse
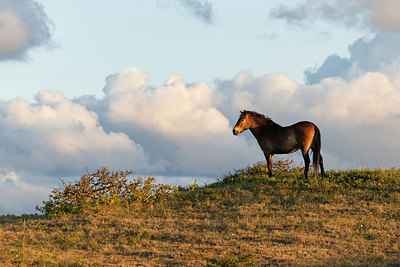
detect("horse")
[233,110,325,179]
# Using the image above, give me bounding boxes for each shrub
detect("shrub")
[36,167,178,215]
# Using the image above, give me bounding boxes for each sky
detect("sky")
[0,0,400,214]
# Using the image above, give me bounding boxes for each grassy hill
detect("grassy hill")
[0,161,399,266]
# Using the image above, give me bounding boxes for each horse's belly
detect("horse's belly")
[274,147,299,154]
[259,134,299,154]
[272,137,299,154]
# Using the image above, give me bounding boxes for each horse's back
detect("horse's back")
[292,121,316,132]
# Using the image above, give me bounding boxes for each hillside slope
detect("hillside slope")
[0,161,399,266]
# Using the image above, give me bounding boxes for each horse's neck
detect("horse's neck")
[249,121,281,139]
[249,127,264,140]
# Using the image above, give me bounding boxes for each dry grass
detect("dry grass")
[0,161,399,266]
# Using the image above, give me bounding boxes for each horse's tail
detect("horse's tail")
[312,125,321,174]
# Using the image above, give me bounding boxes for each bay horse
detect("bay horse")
[233,110,325,179]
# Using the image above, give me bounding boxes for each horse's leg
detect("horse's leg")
[311,144,325,177]
[268,154,274,177]
[311,124,325,177]
[319,154,325,177]
[264,153,274,177]
[302,150,310,179]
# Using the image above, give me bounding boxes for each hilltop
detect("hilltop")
[0,160,399,266]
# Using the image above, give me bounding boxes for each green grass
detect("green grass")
[0,160,399,266]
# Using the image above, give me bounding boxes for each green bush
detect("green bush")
[36,167,178,215]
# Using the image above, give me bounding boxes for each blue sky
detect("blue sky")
[1,0,362,100]
[1,0,400,214]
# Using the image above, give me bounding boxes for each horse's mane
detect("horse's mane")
[242,110,279,127]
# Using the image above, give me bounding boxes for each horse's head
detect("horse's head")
[233,110,252,135]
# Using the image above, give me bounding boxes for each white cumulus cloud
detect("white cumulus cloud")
[98,67,258,177]
[105,67,230,140]
[0,91,156,177]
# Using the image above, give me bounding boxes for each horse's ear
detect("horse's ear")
[240,110,244,114]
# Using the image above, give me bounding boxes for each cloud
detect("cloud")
[174,0,215,24]
[0,0,53,60]
[304,55,352,85]
[105,67,228,139]
[305,32,400,84]
[178,0,214,24]
[269,0,400,32]
[0,91,157,177]
[99,67,258,176]
[360,0,400,32]
[269,0,366,29]
[215,71,299,122]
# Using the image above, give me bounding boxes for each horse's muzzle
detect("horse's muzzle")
[233,128,239,135]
